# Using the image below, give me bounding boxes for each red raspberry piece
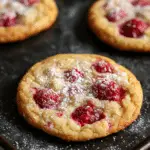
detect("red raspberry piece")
[0,14,16,27]
[128,0,138,4]
[119,18,148,38]
[33,88,60,109]
[56,112,63,117]
[0,20,4,27]
[93,60,114,73]
[71,101,105,126]
[20,0,39,6]
[64,68,84,83]
[106,9,127,22]
[133,0,150,6]
[92,78,125,102]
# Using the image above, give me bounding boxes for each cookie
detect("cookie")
[88,0,150,52]
[17,54,143,141]
[0,0,58,43]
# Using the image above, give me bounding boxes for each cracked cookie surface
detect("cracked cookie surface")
[88,0,150,52]
[0,0,58,43]
[17,54,143,141]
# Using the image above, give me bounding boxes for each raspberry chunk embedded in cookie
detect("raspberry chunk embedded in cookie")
[133,0,150,6]
[106,9,127,22]
[0,13,16,27]
[56,112,63,117]
[129,0,138,4]
[33,88,60,109]
[64,68,84,83]
[93,60,114,73]
[119,18,148,38]
[92,78,125,102]
[71,101,105,126]
[20,0,39,6]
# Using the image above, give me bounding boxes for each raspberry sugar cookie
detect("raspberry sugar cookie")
[0,0,58,43]
[88,0,150,52]
[17,54,143,141]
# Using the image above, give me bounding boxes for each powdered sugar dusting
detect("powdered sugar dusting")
[0,0,39,27]
[99,73,129,87]
[27,59,132,137]
[14,56,145,150]
[32,58,129,112]
[106,0,135,20]
[47,67,63,78]
[136,5,150,21]
[0,0,27,16]
[127,116,150,135]
[105,0,150,29]
[105,145,121,150]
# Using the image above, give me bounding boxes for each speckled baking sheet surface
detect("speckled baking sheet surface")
[0,0,150,150]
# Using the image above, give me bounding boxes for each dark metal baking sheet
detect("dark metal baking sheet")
[0,0,150,149]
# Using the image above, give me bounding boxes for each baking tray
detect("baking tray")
[0,0,150,149]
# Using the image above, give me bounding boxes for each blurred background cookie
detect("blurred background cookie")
[0,0,58,43]
[88,0,150,52]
